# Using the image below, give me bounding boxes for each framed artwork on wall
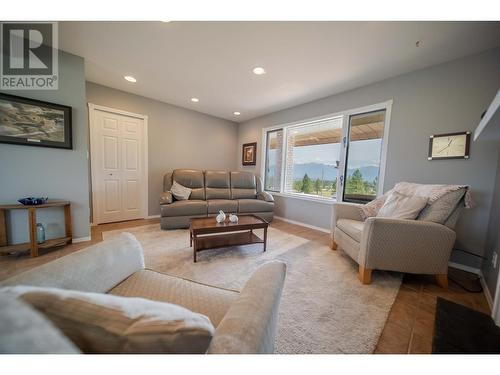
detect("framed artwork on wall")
[0,93,72,149]
[428,131,471,160]
[242,142,257,166]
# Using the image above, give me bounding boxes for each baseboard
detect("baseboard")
[73,236,91,243]
[479,270,494,311]
[147,214,160,219]
[274,216,330,234]
[448,261,481,275]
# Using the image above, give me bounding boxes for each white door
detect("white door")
[89,105,148,224]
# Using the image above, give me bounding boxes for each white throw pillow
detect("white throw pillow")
[377,191,428,220]
[170,181,192,200]
[2,285,214,354]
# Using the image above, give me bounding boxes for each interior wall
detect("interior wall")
[483,147,500,301]
[237,47,500,268]
[86,82,239,217]
[0,51,90,242]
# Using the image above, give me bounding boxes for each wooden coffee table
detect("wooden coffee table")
[189,214,268,262]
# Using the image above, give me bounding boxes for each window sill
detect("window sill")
[269,192,337,205]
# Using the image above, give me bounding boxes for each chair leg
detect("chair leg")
[330,239,337,250]
[435,274,448,289]
[358,266,372,285]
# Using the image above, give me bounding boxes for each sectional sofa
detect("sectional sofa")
[160,169,274,229]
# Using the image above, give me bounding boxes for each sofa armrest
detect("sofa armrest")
[0,233,145,293]
[159,191,173,205]
[360,217,456,274]
[257,191,274,202]
[207,261,286,354]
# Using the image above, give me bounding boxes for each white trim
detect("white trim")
[274,215,330,233]
[72,236,91,243]
[260,100,393,201]
[479,270,494,311]
[474,88,500,141]
[147,214,160,219]
[493,270,500,326]
[88,103,149,225]
[88,103,148,120]
[448,261,480,275]
[271,192,336,205]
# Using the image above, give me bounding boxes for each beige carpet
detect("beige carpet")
[102,224,401,353]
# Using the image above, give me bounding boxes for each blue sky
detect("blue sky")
[293,139,382,169]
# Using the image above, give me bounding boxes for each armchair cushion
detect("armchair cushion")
[417,188,466,224]
[336,219,364,242]
[377,191,428,220]
[4,285,215,354]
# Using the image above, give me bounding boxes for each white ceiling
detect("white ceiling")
[59,21,500,122]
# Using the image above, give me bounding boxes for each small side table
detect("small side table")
[0,200,72,257]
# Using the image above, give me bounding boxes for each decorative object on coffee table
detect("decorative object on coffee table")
[242,142,257,165]
[216,210,226,223]
[229,213,238,223]
[0,200,72,257]
[189,214,268,262]
[0,93,72,149]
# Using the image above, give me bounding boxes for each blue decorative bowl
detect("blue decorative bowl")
[18,197,48,205]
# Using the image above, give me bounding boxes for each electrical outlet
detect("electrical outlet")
[493,251,498,269]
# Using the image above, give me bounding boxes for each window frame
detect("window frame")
[260,100,393,203]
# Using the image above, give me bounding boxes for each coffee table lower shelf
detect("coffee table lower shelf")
[192,231,267,262]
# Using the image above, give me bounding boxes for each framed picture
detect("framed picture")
[242,142,257,166]
[428,131,471,160]
[0,93,72,149]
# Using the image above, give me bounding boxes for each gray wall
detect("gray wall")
[86,82,238,217]
[237,48,500,267]
[483,146,500,299]
[0,51,90,242]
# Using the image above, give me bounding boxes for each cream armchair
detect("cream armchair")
[330,189,465,288]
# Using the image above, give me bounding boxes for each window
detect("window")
[283,117,343,199]
[262,102,390,203]
[343,110,386,203]
[264,129,283,192]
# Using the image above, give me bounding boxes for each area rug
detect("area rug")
[102,224,401,353]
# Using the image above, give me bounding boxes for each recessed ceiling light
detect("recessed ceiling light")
[124,75,137,83]
[233,111,241,116]
[252,67,266,75]
[190,97,199,103]
[161,21,171,23]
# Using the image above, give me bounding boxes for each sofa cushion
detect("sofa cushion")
[336,218,364,243]
[5,285,215,354]
[230,172,257,199]
[0,292,80,354]
[172,169,205,200]
[110,269,239,327]
[417,188,466,224]
[238,199,274,213]
[208,199,238,214]
[205,171,231,200]
[160,200,207,217]
[170,181,192,200]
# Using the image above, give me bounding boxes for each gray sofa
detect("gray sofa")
[160,169,274,229]
[0,233,287,354]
